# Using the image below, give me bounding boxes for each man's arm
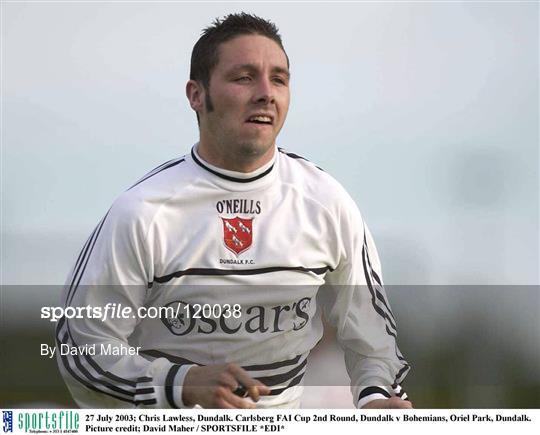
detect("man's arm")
[56,197,193,408]
[321,200,411,409]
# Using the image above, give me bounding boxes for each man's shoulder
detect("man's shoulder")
[108,155,191,221]
[277,147,354,204]
[126,155,190,193]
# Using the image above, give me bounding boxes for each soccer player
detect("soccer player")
[56,13,411,409]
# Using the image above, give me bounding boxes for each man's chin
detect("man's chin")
[236,141,275,158]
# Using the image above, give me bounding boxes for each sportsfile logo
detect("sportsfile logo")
[15,411,79,433]
[2,411,13,433]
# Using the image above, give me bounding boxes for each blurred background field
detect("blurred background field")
[1,1,538,408]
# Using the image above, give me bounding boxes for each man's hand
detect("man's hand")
[362,397,413,409]
[182,364,270,409]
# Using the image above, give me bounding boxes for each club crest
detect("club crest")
[221,217,253,255]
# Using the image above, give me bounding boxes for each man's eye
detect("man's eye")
[272,77,287,85]
[235,76,251,82]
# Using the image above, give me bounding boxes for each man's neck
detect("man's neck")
[196,140,275,173]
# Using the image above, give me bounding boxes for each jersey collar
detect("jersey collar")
[191,145,276,183]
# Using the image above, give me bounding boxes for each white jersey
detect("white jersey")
[56,145,410,408]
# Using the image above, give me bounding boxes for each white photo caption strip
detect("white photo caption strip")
[8,409,538,434]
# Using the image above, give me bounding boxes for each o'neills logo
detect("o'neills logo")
[161,297,312,336]
[216,199,261,215]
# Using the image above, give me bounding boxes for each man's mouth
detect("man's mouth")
[246,115,273,125]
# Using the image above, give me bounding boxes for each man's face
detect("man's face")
[196,34,290,162]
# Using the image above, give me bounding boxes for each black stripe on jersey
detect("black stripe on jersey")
[358,386,391,402]
[65,211,110,306]
[394,363,410,384]
[384,326,413,367]
[384,329,411,382]
[369,267,383,287]
[140,350,197,366]
[68,228,97,290]
[384,324,414,369]
[267,372,305,396]
[128,157,186,191]
[243,354,302,371]
[58,331,156,406]
[375,289,396,324]
[364,244,397,324]
[362,245,397,332]
[395,347,408,363]
[129,158,177,189]
[384,324,396,339]
[277,148,324,171]
[151,265,333,285]
[135,387,155,395]
[191,148,274,183]
[139,350,306,374]
[254,358,307,387]
[165,364,182,408]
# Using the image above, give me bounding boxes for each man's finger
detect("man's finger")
[228,365,270,402]
[232,382,270,402]
[218,371,238,390]
[247,382,271,402]
[247,385,259,402]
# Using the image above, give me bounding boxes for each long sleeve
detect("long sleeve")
[320,198,410,408]
[55,195,192,408]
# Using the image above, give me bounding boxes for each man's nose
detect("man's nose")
[253,77,275,104]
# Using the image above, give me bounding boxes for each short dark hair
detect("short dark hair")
[190,13,289,89]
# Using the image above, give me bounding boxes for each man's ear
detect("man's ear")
[186,80,204,113]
